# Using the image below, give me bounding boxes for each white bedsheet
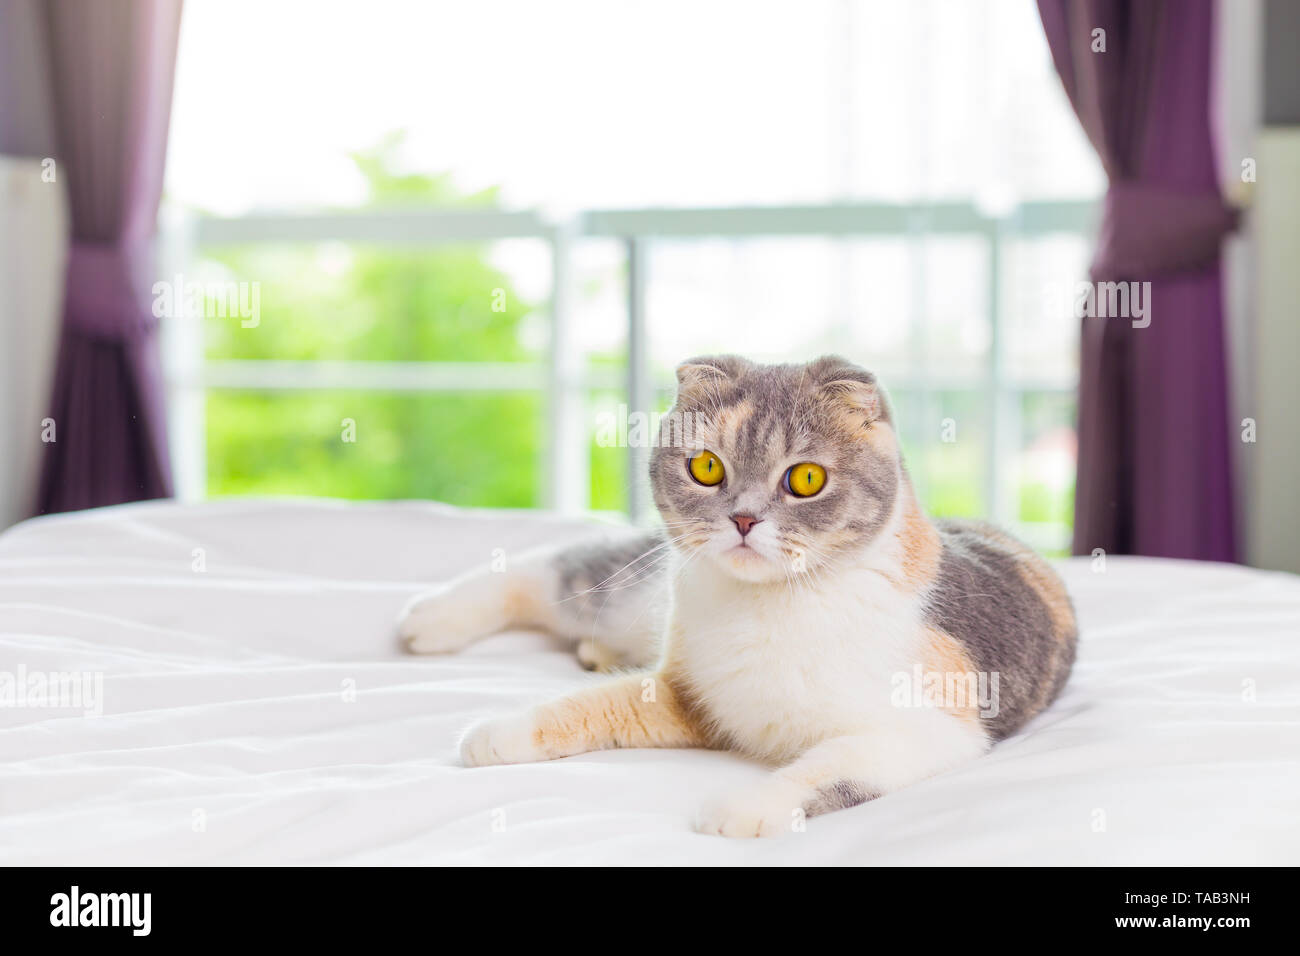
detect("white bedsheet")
[1,498,1296,865]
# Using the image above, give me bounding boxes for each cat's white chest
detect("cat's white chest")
[670,561,923,763]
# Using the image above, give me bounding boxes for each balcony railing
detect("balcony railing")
[161,199,1095,549]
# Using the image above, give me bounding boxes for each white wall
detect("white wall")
[0,155,66,529]
[1249,129,1300,573]
[1216,0,1300,573]
[1216,0,1260,565]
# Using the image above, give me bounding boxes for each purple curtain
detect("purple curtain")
[33,0,184,514]
[1038,0,1238,561]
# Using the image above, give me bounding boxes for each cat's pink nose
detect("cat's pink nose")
[731,514,761,536]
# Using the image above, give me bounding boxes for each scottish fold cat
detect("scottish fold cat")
[400,355,1076,837]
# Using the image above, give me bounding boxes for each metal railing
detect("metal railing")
[164,199,1095,545]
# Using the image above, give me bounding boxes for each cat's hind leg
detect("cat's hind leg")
[398,529,669,669]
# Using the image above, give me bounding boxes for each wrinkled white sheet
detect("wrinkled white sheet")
[1,498,1297,865]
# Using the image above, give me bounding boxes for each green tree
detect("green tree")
[202,134,546,507]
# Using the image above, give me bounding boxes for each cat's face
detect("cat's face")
[649,355,902,584]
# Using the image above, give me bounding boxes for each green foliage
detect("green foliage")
[348,131,503,209]
[206,391,543,506]
[203,135,544,505]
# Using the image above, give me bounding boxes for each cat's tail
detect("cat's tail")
[397,528,670,671]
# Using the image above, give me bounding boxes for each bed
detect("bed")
[1,498,1296,865]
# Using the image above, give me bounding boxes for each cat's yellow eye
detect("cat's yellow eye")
[785,462,826,497]
[687,450,725,486]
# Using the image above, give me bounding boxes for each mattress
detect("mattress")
[1,498,1296,865]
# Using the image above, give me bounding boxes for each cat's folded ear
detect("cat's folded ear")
[674,355,747,398]
[812,356,886,425]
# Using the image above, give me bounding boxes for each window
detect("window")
[163,0,1102,553]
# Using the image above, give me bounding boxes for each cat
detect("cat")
[399,354,1077,837]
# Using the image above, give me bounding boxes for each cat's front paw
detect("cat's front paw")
[694,782,807,839]
[459,712,546,767]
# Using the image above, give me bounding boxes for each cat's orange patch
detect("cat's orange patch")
[897,490,942,592]
[528,671,706,759]
[827,399,898,459]
[861,420,899,458]
[921,627,983,727]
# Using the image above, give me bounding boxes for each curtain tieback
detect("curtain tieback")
[64,241,158,341]
[1090,181,1240,282]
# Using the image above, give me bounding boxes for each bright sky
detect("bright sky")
[166,0,1103,215]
